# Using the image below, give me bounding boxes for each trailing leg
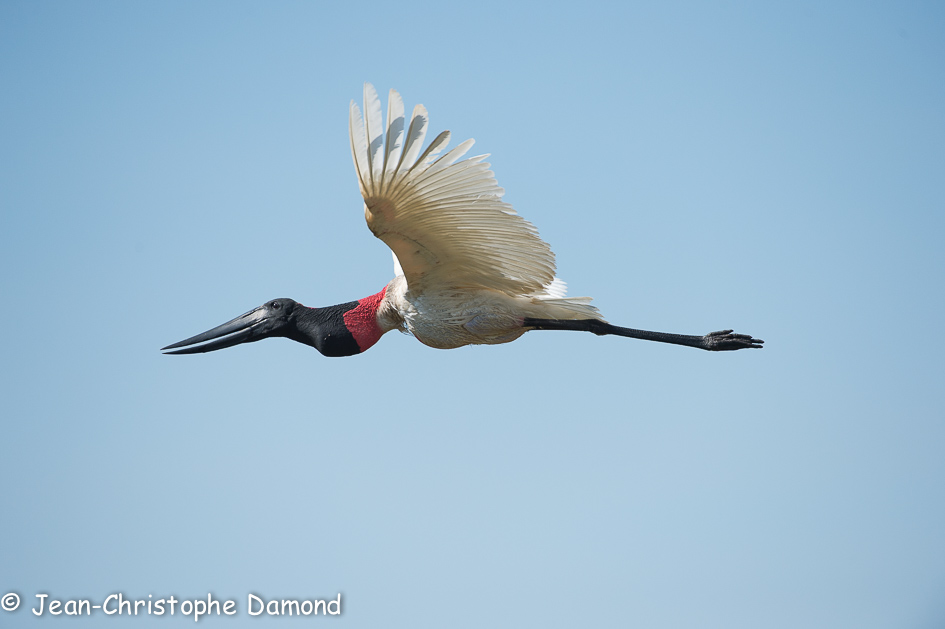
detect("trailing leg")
[522,318,763,351]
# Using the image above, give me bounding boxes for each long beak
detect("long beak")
[162,307,270,355]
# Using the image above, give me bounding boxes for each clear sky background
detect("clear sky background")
[2,2,944,627]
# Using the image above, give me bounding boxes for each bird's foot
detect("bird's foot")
[702,329,764,351]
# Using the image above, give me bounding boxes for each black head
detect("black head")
[162,298,301,354]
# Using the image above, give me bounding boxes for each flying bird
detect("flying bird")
[163,85,763,357]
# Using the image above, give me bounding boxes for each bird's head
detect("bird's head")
[162,298,302,354]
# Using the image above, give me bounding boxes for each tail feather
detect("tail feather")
[532,296,603,320]
[531,277,602,320]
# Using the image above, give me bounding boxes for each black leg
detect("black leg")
[522,318,763,351]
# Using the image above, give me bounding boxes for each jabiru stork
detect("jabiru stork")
[162,85,763,357]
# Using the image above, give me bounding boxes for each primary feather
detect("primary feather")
[350,84,593,314]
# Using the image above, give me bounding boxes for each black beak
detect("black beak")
[162,306,271,354]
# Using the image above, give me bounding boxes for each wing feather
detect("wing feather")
[349,101,369,195]
[382,88,405,191]
[396,104,428,175]
[363,84,384,190]
[350,84,561,296]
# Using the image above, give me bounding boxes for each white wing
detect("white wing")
[349,84,558,296]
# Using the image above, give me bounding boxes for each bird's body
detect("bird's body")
[163,85,762,357]
[379,275,603,350]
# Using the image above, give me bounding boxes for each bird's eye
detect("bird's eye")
[271,302,280,309]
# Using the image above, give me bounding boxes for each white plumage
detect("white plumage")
[349,84,602,349]
[162,85,762,357]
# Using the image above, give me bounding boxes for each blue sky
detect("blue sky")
[1,1,944,627]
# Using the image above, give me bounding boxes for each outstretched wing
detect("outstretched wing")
[349,84,557,296]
